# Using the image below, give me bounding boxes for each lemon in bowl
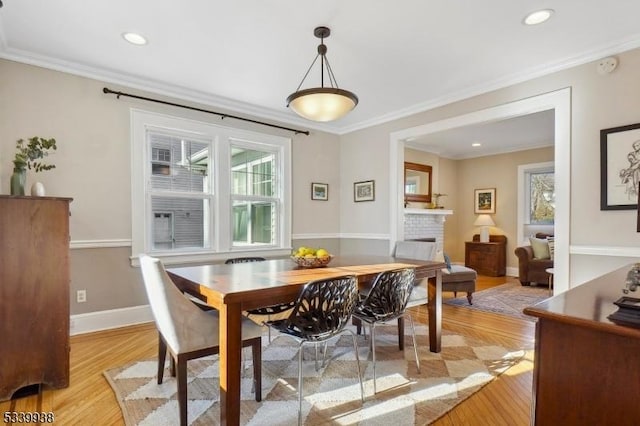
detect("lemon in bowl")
[291,247,333,268]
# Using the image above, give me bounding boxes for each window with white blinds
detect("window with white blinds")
[131,110,291,264]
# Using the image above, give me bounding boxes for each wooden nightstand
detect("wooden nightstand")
[465,234,507,276]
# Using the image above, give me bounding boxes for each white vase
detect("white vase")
[30,182,46,196]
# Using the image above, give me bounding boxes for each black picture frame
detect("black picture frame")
[354,180,375,202]
[600,122,640,210]
[614,296,640,311]
[311,182,328,201]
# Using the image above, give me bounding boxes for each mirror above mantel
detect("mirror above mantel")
[404,161,432,203]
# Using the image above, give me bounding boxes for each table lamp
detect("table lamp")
[474,214,495,242]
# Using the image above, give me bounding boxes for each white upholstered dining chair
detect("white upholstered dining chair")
[139,255,264,426]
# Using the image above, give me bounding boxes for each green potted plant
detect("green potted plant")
[11,137,57,196]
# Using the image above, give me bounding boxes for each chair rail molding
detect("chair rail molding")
[70,239,132,249]
[570,245,640,257]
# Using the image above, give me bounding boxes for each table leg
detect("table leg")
[427,269,442,353]
[219,302,243,426]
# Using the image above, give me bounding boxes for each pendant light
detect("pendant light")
[286,26,358,122]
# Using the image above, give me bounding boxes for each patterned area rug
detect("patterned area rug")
[444,282,550,321]
[104,324,524,425]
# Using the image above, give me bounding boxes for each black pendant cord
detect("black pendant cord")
[102,87,310,136]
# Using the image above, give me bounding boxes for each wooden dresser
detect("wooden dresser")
[464,234,506,276]
[524,265,640,424]
[0,196,72,401]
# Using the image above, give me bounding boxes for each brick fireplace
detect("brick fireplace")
[404,208,453,252]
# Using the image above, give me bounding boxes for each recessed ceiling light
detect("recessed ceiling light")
[122,32,148,46]
[472,142,482,147]
[523,9,554,25]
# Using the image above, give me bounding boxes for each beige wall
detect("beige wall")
[0,59,340,314]
[457,147,554,268]
[5,45,640,316]
[405,147,440,207]
[403,147,554,267]
[340,47,640,285]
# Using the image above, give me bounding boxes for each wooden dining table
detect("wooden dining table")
[167,255,445,426]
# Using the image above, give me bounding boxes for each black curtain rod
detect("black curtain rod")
[102,87,310,135]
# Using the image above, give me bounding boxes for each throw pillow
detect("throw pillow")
[443,253,452,271]
[547,236,555,261]
[529,237,550,260]
[434,250,445,263]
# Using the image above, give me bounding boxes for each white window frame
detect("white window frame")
[517,161,555,245]
[130,109,292,265]
[229,139,280,247]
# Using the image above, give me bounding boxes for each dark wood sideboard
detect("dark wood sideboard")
[464,234,506,276]
[524,264,640,424]
[0,196,72,401]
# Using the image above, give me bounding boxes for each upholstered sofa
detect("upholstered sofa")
[514,233,554,286]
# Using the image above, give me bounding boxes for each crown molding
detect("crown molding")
[0,46,339,135]
[3,33,640,137]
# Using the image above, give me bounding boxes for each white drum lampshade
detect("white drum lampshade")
[474,214,495,243]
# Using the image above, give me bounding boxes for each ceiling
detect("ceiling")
[406,110,555,160]
[1,0,640,140]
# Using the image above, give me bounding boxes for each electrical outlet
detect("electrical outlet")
[76,289,87,303]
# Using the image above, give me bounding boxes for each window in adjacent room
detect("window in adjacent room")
[517,161,555,244]
[527,170,555,224]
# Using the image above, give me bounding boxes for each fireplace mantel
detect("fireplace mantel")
[404,208,453,216]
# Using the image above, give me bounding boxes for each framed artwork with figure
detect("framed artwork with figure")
[600,122,640,210]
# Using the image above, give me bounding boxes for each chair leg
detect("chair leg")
[346,329,365,402]
[353,317,362,335]
[406,314,421,373]
[157,333,167,384]
[466,292,473,305]
[396,317,405,351]
[242,347,247,378]
[170,356,176,377]
[321,341,328,369]
[251,338,262,402]
[176,356,188,426]
[371,323,378,394]
[298,341,305,426]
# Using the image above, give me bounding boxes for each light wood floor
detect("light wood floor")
[1,275,535,425]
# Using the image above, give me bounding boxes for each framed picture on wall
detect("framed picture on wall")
[311,182,328,201]
[600,122,640,210]
[354,180,375,202]
[474,188,496,214]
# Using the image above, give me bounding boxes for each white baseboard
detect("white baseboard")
[70,305,152,336]
[506,266,519,277]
